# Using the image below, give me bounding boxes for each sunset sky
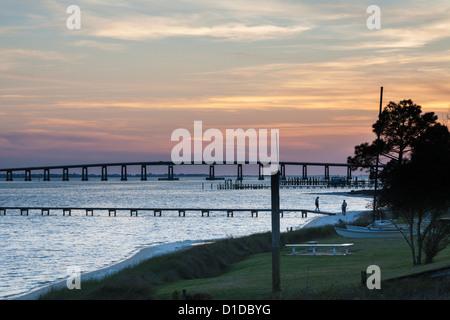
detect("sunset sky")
[1,1,449,172]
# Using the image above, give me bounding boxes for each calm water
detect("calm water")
[0,177,371,299]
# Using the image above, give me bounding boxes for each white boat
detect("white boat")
[335,226,407,238]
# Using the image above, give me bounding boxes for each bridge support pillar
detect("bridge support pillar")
[302,165,308,180]
[280,164,286,180]
[324,166,330,181]
[258,163,264,180]
[101,166,108,181]
[237,164,243,181]
[347,167,352,183]
[82,167,88,181]
[121,165,127,181]
[44,169,50,181]
[207,165,215,180]
[201,210,210,217]
[25,169,31,181]
[140,165,147,181]
[158,165,179,180]
[62,168,69,181]
[6,170,13,181]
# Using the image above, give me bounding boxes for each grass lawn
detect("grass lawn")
[156,234,450,300]
[39,222,450,300]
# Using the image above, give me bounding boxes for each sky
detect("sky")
[0,0,449,172]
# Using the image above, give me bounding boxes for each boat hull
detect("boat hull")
[335,226,406,238]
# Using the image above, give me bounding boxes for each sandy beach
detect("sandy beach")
[303,210,363,229]
[13,240,199,300]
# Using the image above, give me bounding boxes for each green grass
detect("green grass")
[156,233,450,300]
[39,215,450,300]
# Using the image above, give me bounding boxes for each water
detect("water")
[0,177,371,299]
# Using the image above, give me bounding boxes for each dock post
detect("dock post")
[121,165,127,181]
[140,165,147,181]
[101,166,108,181]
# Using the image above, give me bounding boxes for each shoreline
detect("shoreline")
[12,211,363,300]
[12,240,201,300]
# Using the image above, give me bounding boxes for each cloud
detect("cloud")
[88,16,310,41]
[70,39,126,51]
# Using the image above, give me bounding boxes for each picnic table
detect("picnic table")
[286,242,353,255]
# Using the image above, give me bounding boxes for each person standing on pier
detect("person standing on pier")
[315,197,320,211]
[341,200,347,216]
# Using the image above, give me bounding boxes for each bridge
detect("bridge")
[0,161,377,182]
[0,206,335,218]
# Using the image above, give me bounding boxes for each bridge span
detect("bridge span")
[0,161,377,182]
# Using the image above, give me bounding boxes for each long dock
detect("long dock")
[0,207,335,218]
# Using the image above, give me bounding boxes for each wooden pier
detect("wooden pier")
[0,207,335,218]
[217,177,373,190]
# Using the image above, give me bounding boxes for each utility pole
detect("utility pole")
[373,86,383,221]
[271,170,281,298]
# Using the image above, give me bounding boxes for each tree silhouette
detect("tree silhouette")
[348,99,437,168]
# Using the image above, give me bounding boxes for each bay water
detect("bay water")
[0,176,371,299]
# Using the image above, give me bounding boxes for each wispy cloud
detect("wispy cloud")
[88,15,310,41]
